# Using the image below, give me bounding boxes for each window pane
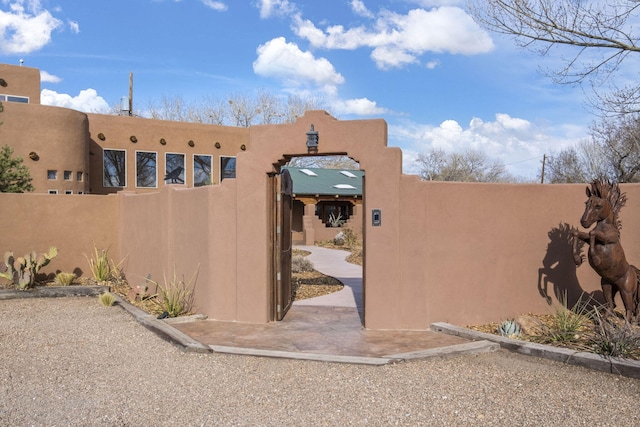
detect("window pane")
[47,170,57,180]
[165,153,185,184]
[6,95,29,103]
[194,155,212,187]
[220,157,236,181]
[64,171,72,180]
[136,151,157,188]
[103,149,126,187]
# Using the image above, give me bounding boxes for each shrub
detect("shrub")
[85,246,111,281]
[537,292,592,344]
[589,310,640,359]
[54,272,76,286]
[292,255,314,273]
[85,246,124,283]
[149,268,197,318]
[99,292,116,307]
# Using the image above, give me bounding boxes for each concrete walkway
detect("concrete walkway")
[292,245,362,314]
[172,246,490,363]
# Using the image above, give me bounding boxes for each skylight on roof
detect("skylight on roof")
[333,184,357,189]
[340,170,357,178]
[300,169,317,176]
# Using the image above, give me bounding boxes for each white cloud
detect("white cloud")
[40,70,61,83]
[67,19,79,33]
[292,6,494,70]
[350,0,374,19]
[332,98,386,116]
[425,60,440,69]
[253,37,344,94]
[0,0,63,54]
[41,88,110,114]
[256,0,296,19]
[390,114,585,178]
[200,0,227,11]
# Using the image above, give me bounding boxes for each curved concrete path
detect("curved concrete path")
[292,245,362,314]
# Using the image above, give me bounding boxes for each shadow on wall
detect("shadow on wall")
[538,223,604,309]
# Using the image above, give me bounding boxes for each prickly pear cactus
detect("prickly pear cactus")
[0,247,58,289]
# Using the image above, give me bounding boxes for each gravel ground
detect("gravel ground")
[2,297,640,426]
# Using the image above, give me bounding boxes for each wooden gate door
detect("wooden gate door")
[271,169,294,321]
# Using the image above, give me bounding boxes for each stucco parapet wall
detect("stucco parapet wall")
[86,113,249,151]
[0,63,41,103]
[1,102,90,194]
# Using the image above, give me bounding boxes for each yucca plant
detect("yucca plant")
[86,246,111,281]
[99,292,116,307]
[149,268,198,318]
[54,272,76,286]
[588,309,640,359]
[538,292,592,344]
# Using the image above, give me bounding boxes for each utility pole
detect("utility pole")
[128,72,133,116]
[540,154,546,184]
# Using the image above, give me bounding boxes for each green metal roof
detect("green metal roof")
[284,167,363,196]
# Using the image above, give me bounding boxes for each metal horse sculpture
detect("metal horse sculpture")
[573,179,639,323]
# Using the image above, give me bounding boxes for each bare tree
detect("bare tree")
[589,113,640,182]
[146,91,330,127]
[415,148,513,182]
[542,113,640,182]
[468,0,640,84]
[542,147,589,183]
[286,155,359,169]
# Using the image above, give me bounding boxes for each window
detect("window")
[76,172,83,181]
[136,151,157,188]
[0,94,29,103]
[193,154,212,187]
[64,171,72,181]
[103,149,126,187]
[47,170,57,180]
[48,189,58,195]
[65,190,73,195]
[164,153,185,184]
[220,156,236,181]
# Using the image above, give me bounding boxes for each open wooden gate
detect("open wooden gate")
[270,169,294,321]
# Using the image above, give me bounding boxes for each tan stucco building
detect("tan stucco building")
[3,62,639,330]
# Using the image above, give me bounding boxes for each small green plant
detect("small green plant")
[99,292,116,307]
[292,255,314,273]
[497,319,522,337]
[538,292,592,344]
[149,268,197,318]
[54,272,76,286]
[341,226,358,247]
[588,309,640,359]
[0,247,58,289]
[328,212,345,227]
[85,246,111,281]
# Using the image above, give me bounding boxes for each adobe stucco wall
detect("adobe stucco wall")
[368,179,640,329]
[0,193,119,278]
[0,64,41,103]
[117,182,239,320]
[0,102,89,194]
[86,114,249,194]
[6,106,640,329]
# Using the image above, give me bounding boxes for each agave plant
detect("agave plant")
[498,319,522,337]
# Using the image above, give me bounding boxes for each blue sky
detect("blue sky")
[0,0,599,179]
